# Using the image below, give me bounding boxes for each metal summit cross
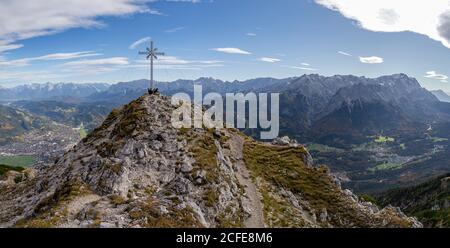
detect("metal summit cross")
[139,41,165,93]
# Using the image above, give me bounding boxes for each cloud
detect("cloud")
[359,56,384,64]
[0,44,24,53]
[425,71,449,83]
[33,51,101,61]
[246,33,257,36]
[0,0,157,49]
[0,59,29,67]
[301,62,310,66]
[129,37,152,50]
[62,57,130,74]
[338,51,352,56]
[166,0,201,2]
[0,51,101,67]
[438,12,450,45]
[315,0,450,49]
[291,66,318,71]
[259,57,281,63]
[165,27,185,33]
[210,48,251,55]
[64,57,129,67]
[133,55,224,70]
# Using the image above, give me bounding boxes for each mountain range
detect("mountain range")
[5,73,449,143]
[0,94,421,228]
[0,82,109,102]
[432,90,450,103]
[271,74,450,144]
[1,73,450,227]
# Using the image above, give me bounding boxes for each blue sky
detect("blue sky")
[1,0,450,92]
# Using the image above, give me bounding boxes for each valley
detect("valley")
[0,116,83,167]
[309,130,450,193]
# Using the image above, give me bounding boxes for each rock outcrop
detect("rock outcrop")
[0,94,421,228]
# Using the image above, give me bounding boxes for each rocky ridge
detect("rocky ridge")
[0,94,422,228]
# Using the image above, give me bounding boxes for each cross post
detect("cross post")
[139,41,165,92]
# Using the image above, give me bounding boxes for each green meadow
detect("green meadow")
[0,155,36,167]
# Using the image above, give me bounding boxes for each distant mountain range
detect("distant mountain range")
[3,74,450,145]
[84,77,294,104]
[431,90,450,103]
[0,82,109,102]
[276,74,450,145]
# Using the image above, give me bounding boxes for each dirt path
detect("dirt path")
[228,134,265,228]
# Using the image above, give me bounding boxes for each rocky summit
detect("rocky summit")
[0,94,422,228]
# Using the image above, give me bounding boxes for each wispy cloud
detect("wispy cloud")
[425,71,449,83]
[0,59,29,67]
[0,44,24,53]
[62,57,130,74]
[338,51,352,56]
[246,33,257,37]
[165,27,186,33]
[64,57,129,67]
[359,56,384,64]
[210,48,251,55]
[290,66,318,71]
[258,57,281,63]
[166,0,202,2]
[0,51,101,67]
[301,62,310,66]
[34,51,101,61]
[132,55,224,70]
[129,37,152,50]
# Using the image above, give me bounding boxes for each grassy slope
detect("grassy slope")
[243,140,412,227]
[377,173,450,227]
[0,155,35,167]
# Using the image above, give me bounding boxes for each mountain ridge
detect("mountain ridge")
[0,93,421,228]
[0,82,110,101]
[432,90,450,103]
